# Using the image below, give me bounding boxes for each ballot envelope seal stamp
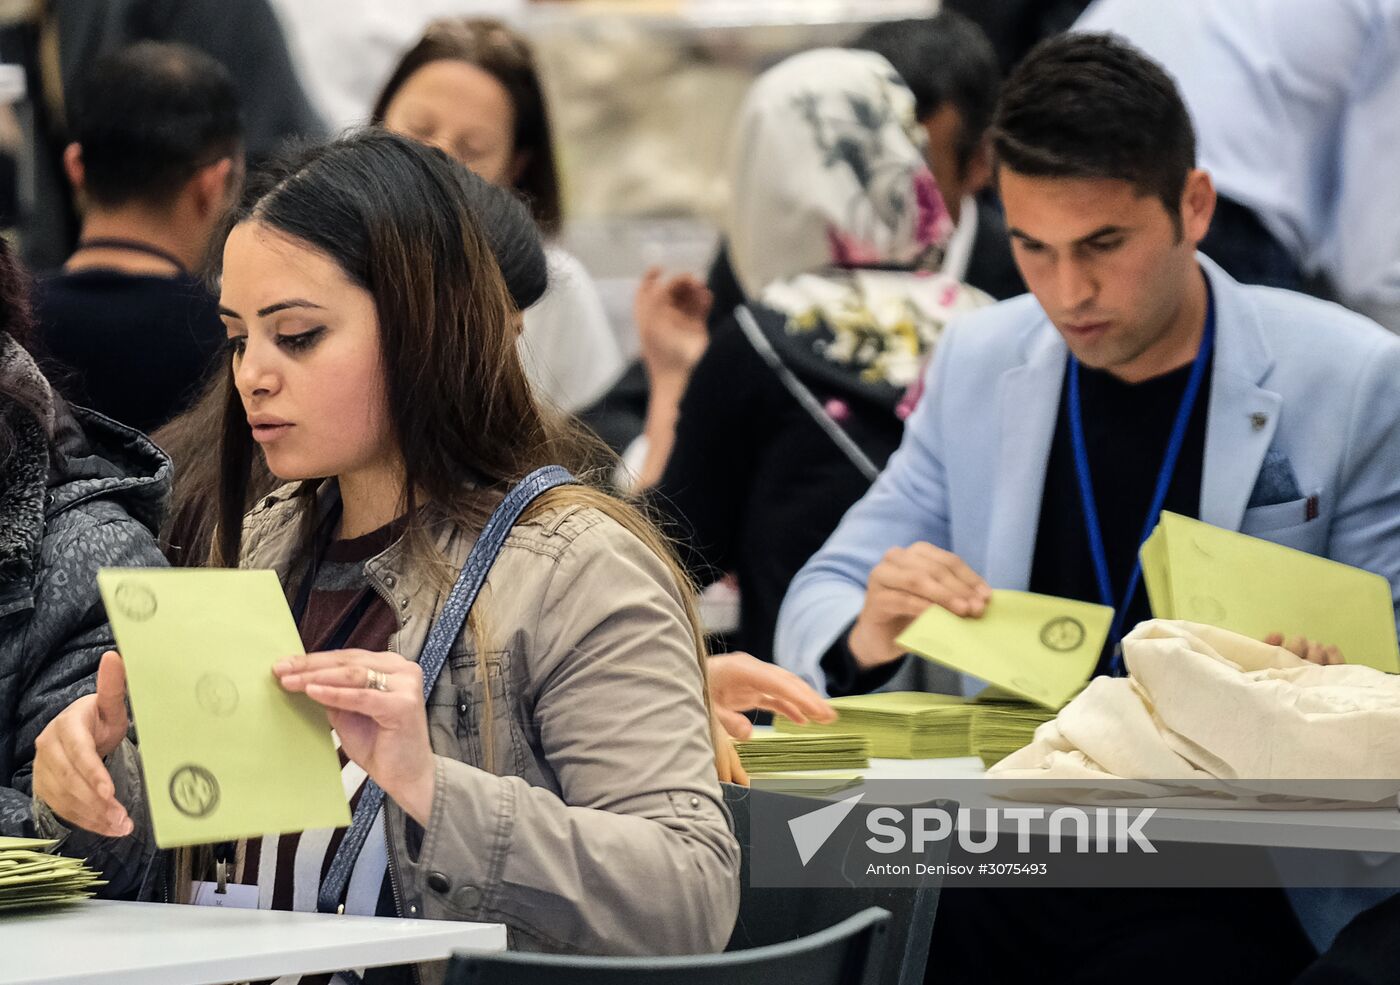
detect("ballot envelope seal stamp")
[169,765,220,818]
[195,673,240,718]
[1040,617,1086,652]
[114,581,158,622]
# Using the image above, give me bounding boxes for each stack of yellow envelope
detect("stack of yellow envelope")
[775,691,977,758]
[0,838,104,911]
[969,690,1057,769]
[735,732,870,773]
[1140,512,1400,672]
[749,772,866,796]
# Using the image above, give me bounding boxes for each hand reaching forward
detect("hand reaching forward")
[708,651,836,739]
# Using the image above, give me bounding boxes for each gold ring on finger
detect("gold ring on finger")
[365,668,390,692]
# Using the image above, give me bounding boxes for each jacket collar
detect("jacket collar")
[240,480,461,659]
[1196,255,1281,530]
[981,254,1279,588]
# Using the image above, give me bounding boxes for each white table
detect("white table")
[0,899,506,985]
[858,755,1400,853]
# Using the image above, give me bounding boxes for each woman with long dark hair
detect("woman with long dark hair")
[152,160,555,570]
[373,17,625,413]
[32,132,738,973]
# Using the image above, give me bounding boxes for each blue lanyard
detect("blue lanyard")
[314,466,575,920]
[1068,284,1216,675]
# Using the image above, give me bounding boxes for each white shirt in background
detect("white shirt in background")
[1075,0,1400,332]
[520,245,627,413]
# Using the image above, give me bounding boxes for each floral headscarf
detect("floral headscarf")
[726,48,988,398]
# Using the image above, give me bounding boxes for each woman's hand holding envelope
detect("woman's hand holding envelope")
[274,649,437,826]
[33,650,134,837]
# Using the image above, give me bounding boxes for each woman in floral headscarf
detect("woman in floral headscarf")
[638,47,991,670]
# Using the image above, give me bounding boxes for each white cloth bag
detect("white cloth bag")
[989,620,1400,807]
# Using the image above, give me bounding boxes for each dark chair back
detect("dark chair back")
[723,783,955,985]
[446,907,890,985]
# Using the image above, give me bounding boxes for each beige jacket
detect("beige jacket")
[46,482,739,980]
[244,483,739,961]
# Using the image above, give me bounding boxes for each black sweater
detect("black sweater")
[647,307,904,662]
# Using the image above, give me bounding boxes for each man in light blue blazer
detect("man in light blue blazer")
[775,32,1400,984]
[776,59,1400,702]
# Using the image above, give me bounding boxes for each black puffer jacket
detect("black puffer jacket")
[0,334,169,843]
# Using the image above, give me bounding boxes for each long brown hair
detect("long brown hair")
[213,129,713,713]
[370,18,563,237]
[214,131,566,571]
[156,146,553,569]
[178,131,723,899]
[152,372,275,567]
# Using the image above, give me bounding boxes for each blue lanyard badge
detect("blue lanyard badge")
[1068,283,1216,675]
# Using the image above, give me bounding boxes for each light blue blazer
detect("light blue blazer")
[775,255,1400,691]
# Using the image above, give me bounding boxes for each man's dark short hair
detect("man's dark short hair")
[991,32,1196,231]
[69,41,244,210]
[852,11,1001,173]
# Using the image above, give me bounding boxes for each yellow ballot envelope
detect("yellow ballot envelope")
[1139,512,1400,673]
[97,569,350,848]
[895,591,1114,709]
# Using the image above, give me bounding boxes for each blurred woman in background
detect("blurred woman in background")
[373,17,626,413]
[637,48,992,668]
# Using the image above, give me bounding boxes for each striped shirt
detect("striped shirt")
[218,519,408,985]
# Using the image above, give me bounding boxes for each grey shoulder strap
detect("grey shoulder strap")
[734,304,880,483]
